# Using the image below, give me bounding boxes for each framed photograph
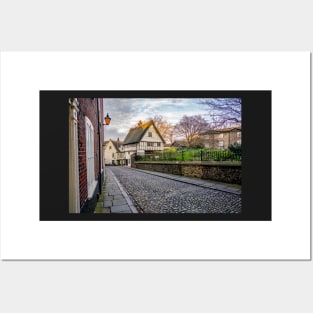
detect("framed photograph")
[40,90,271,221]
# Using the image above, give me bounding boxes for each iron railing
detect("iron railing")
[135,150,241,162]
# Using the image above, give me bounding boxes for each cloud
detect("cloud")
[102,98,210,140]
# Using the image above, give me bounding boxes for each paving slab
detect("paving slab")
[94,167,138,214]
[113,199,127,206]
[108,191,123,196]
[112,194,124,200]
[103,200,113,207]
[111,205,132,213]
[98,208,111,213]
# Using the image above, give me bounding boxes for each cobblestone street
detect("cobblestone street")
[109,167,241,214]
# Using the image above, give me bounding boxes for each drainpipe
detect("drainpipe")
[96,98,102,194]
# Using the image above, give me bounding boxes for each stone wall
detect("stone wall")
[201,164,241,184]
[182,164,202,178]
[134,161,182,175]
[134,161,241,184]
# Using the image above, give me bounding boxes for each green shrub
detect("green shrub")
[228,143,241,154]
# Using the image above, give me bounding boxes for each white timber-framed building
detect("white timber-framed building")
[122,120,165,166]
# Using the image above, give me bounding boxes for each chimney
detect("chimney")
[138,120,143,127]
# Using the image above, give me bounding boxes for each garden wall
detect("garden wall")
[134,161,241,185]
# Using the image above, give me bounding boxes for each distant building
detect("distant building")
[123,120,165,166]
[199,126,241,150]
[163,143,173,149]
[170,140,188,149]
[103,138,126,166]
[69,98,105,213]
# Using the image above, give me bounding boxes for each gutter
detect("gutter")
[96,98,102,194]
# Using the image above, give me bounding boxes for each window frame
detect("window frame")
[85,116,97,199]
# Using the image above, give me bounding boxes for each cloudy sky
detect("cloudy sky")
[102,98,208,141]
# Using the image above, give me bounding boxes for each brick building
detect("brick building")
[199,126,241,150]
[69,98,105,213]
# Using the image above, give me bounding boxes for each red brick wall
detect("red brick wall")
[77,98,104,208]
[98,98,104,170]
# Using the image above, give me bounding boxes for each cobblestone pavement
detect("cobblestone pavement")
[109,167,241,214]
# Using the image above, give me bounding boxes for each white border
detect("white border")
[0,52,310,260]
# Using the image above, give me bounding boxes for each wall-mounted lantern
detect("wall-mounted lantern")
[104,113,111,126]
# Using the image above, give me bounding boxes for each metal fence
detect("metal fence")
[135,150,241,162]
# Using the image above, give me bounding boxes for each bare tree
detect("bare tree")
[200,98,241,129]
[175,115,209,148]
[167,127,175,145]
[149,115,174,144]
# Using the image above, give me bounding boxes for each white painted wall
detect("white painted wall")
[103,140,119,165]
[141,125,163,143]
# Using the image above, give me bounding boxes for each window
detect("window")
[112,153,115,157]
[218,133,224,139]
[85,117,96,198]
[157,142,161,147]
[147,142,153,147]
[237,132,241,138]
[237,139,241,145]
[109,145,112,149]
[148,132,152,137]
[218,140,224,147]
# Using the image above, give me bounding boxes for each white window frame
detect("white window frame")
[85,116,97,199]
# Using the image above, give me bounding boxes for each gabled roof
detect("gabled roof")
[123,120,165,145]
[216,126,241,133]
[200,129,216,135]
[104,139,123,152]
[112,140,123,152]
[200,126,241,135]
[171,140,188,147]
